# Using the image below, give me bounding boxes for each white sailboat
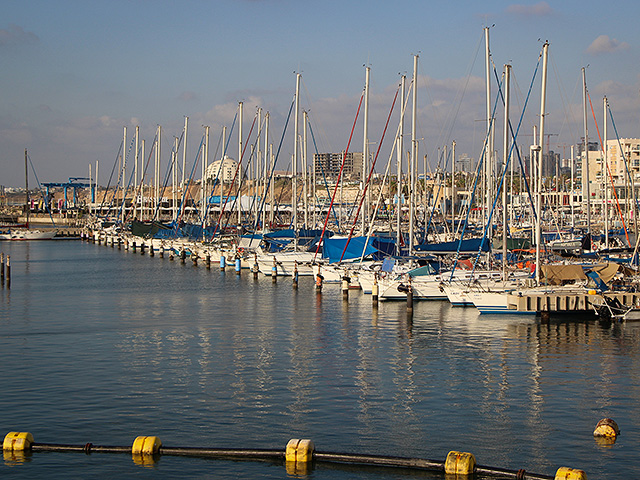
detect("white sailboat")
[0,149,57,241]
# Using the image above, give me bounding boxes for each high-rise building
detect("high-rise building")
[313,152,363,182]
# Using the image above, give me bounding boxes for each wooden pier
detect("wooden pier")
[506,291,640,316]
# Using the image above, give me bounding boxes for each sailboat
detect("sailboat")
[0,149,57,241]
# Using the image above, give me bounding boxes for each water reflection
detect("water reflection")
[3,242,640,478]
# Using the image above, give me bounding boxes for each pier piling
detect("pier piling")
[293,261,298,289]
[372,275,379,306]
[252,254,259,279]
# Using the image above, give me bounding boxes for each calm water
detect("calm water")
[1,241,639,479]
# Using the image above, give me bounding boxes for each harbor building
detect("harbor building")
[206,156,240,184]
[581,138,640,201]
[313,152,363,182]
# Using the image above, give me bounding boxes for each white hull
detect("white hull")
[0,229,57,240]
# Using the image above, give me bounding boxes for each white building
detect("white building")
[206,156,240,184]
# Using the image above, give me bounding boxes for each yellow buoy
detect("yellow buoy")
[555,467,587,479]
[285,438,314,463]
[593,418,619,438]
[444,450,475,475]
[132,435,162,455]
[3,432,33,452]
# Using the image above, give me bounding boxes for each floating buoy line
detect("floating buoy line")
[4,432,588,479]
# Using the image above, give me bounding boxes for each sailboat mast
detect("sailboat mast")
[582,67,591,237]
[603,96,609,249]
[155,126,161,216]
[484,26,493,243]
[182,117,188,192]
[396,75,406,255]
[409,54,418,255]
[535,42,549,285]
[24,148,29,228]
[570,145,575,230]
[122,126,127,224]
[203,125,210,230]
[362,66,370,236]
[303,110,309,229]
[502,64,511,278]
[293,73,301,245]
[264,113,270,230]
[238,102,243,226]
[452,140,456,233]
[134,126,139,219]
[140,139,144,220]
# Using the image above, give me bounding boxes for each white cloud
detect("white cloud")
[587,35,629,55]
[178,91,197,102]
[506,2,553,17]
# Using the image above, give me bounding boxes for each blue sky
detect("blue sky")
[1,0,638,186]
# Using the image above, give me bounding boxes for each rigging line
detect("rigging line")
[300,77,333,152]
[549,52,580,145]
[216,112,258,239]
[339,82,400,262]
[152,138,182,222]
[207,112,239,206]
[608,107,640,227]
[360,113,404,263]
[313,88,366,262]
[124,132,158,224]
[26,154,56,226]
[98,140,123,215]
[491,53,543,225]
[424,32,485,163]
[199,126,226,229]
[253,97,296,234]
[448,71,504,282]
[307,116,340,228]
[237,113,269,226]
[174,136,206,228]
[464,55,541,280]
[587,91,630,246]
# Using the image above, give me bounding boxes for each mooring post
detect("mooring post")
[372,273,379,306]
[292,261,298,289]
[252,254,259,279]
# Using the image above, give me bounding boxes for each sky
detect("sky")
[1,0,639,187]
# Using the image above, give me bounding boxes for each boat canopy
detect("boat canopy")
[322,236,379,263]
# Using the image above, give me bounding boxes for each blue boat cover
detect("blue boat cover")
[414,237,490,254]
[380,258,395,273]
[322,236,379,263]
